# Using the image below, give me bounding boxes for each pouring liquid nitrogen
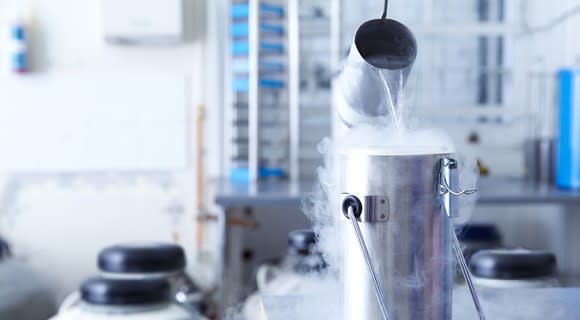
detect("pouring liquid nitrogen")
[336,1,485,319]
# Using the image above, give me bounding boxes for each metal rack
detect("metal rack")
[224,0,300,182]
[295,0,334,179]
[223,0,339,181]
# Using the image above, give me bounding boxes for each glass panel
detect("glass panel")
[433,0,506,24]
[413,35,510,108]
[298,0,333,178]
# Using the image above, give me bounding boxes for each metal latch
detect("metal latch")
[438,158,477,218]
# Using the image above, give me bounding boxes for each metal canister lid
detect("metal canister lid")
[98,243,186,274]
[469,249,556,279]
[81,277,171,306]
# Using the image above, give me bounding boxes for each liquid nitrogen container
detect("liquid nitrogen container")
[339,147,464,320]
[50,277,197,320]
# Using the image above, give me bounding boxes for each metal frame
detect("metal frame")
[224,0,300,182]
[248,0,260,181]
[288,0,300,182]
[222,1,233,179]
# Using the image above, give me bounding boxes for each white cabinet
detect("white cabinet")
[102,0,185,44]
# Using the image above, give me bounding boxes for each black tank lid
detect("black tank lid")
[456,224,502,243]
[98,243,186,274]
[81,277,171,306]
[469,249,557,279]
[288,229,317,255]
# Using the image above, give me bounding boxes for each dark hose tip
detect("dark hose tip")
[342,195,363,220]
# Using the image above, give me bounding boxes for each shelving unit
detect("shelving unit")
[223,0,338,181]
[224,0,299,182]
[295,0,333,178]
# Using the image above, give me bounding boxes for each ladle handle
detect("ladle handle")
[451,224,486,320]
[381,0,389,19]
[348,206,393,320]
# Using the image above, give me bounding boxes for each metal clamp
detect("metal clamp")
[340,193,390,223]
[438,158,477,218]
[438,159,485,319]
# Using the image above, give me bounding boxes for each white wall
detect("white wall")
[0,0,208,302]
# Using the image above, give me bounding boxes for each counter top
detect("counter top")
[214,177,580,208]
[453,286,580,319]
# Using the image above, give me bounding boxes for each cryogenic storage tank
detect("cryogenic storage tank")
[50,277,200,320]
[339,148,458,320]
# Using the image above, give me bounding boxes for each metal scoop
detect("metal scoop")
[337,2,417,127]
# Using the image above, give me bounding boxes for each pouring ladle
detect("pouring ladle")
[337,0,417,127]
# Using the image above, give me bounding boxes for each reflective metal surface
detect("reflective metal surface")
[451,229,485,320]
[339,152,452,320]
[347,206,392,320]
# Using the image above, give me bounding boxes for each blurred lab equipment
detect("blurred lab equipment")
[0,237,56,319]
[525,71,557,185]
[525,138,556,184]
[8,15,28,73]
[557,69,580,189]
[469,249,558,288]
[453,286,580,320]
[242,229,334,320]
[226,0,298,181]
[59,243,210,319]
[51,277,198,320]
[97,243,211,317]
[456,224,502,260]
[455,224,502,284]
[255,229,326,291]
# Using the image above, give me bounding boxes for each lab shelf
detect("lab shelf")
[214,176,580,208]
[232,41,285,55]
[231,3,285,19]
[231,23,285,37]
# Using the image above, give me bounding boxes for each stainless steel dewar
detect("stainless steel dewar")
[339,150,457,320]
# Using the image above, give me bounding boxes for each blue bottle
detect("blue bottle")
[557,69,580,188]
[9,17,27,73]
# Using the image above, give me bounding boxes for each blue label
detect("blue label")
[12,52,26,71]
[11,25,25,41]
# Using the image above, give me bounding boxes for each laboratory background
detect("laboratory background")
[0,0,579,319]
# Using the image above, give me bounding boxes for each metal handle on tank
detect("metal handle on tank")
[439,158,486,320]
[451,226,486,320]
[438,158,477,218]
[343,196,392,320]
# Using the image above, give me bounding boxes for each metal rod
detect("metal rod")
[287,0,300,182]
[248,0,260,181]
[381,0,389,19]
[451,227,486,320]
[348,206,392,320]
